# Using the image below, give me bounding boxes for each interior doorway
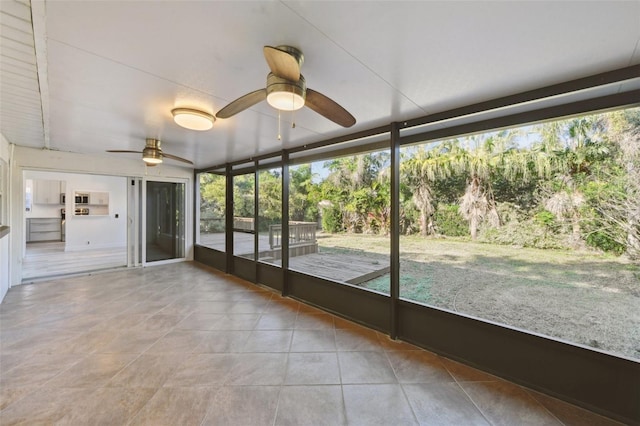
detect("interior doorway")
[145,180,185,262]
[22,170,128,281]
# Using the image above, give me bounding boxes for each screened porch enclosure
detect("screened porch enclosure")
[194,67,640,424]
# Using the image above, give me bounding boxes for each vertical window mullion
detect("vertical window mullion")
[282,151,290,296]
[390,122,401,339]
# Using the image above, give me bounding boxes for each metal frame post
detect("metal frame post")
[225,164,233,274]
[390,122,401,339]
[281,151,290,296]
[254,160,259,282]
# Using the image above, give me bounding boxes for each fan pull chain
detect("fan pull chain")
[291,93,296,129]
[277,110,282,141]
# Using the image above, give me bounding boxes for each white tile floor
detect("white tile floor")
[0,262,622,425]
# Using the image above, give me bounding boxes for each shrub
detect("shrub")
[199,217,225,233]
[534,210,556,228]
[479,219,570,250]
[321,206,344,233]
[584,231,625,255]
[496,202,528,224]
[433,204,467,236]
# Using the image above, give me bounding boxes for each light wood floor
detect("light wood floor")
[23,242,127,281]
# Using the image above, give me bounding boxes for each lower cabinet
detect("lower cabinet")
[26,218,61,242]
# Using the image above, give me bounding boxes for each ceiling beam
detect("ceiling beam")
[30,0,50,149]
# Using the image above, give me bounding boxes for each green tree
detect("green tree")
[199,173,226,233]
[452,129,556,240]
[258,168,281,231]
[290,164,320,222]
[200,173,226,218]
[400,141,461,236]
[536,115,609,247]
[320,152,390,233]
[233,173,254,218]
[579,109,640,257]
[457,131,525,240]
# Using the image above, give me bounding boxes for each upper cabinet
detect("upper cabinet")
[89,192,109,206]
[33,180,61,204]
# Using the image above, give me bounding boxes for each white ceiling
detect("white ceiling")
[1,1,639,169]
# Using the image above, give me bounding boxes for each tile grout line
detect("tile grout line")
[443,363,495,426]
[521,387,569,426]
[270,295,297,426]
[334,320,350,425]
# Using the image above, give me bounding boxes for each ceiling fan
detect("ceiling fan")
[216,45,356,128]
[107,138,193,167]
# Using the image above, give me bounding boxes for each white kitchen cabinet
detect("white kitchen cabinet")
[89,192,109,206]
[27,218,61,242]
[33,180,61,204]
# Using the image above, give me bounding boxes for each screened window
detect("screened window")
[197,172,226,251]
[258,166,282,265]
[289,150,391,294]
[399,107,640,360]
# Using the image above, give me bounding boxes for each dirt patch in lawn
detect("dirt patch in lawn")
[317,233,640,360]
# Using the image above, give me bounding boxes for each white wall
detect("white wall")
[0,134,12,302]
[67,174,127,251]
[10,146,193,286]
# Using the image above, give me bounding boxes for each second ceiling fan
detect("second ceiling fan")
[106,138,193,167]
[216,45,356,128]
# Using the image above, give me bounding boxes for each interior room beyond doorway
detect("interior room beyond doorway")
[23,170,127,281]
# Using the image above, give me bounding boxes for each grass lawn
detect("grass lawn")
[316,232,640,360]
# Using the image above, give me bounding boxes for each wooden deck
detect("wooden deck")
[199,232,388,284]
[282,253,389,285]
[199,232,271,256]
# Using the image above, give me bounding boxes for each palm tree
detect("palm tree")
[457,131,515,240]
[322,152,390,233]
[401,141,459,236]
[535,116,608,246]
[457,129,555,240]
[542,176,585,244]
[578,109,640,257]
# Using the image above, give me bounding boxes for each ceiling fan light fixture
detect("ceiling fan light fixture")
[267,91,305,111]
[267,92,304,111]
[266,73,306,111]
[142,146,162,165]
[171,108,215,131]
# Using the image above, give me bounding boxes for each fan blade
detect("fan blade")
[106,150,143,154]
[264,46,301,82]
[163,152,194,165]
[216,89,267,119]
[305,89,356,128]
